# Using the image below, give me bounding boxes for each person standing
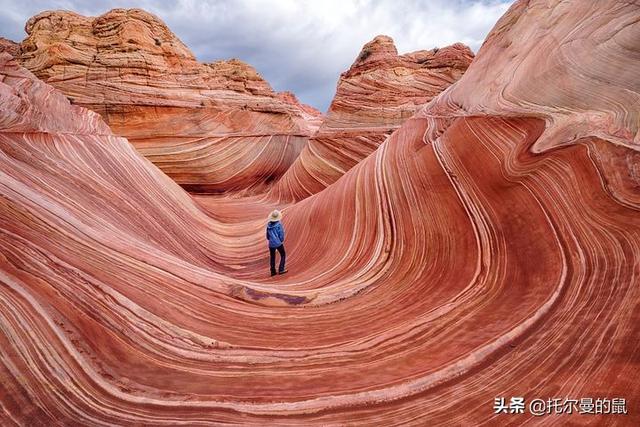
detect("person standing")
[266,210,287,276]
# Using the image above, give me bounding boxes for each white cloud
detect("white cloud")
[0,0,514,111]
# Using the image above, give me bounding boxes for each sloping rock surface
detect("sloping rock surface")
[269,36,473,201]
[17,9,321,193]
[1,0,639,425]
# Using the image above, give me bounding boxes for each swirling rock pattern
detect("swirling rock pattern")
[14,8,321,194]
[1,1,640,426]
[269,35,473,202]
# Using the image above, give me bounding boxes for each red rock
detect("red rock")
[1,0,640,425]
[269,35,473,201]
[0,37,19,57]
[276,90,323,128]
[16,9,321,194]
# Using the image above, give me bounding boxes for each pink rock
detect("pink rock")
[0,37,19,57]
[16,8,322,194]
[1,0,639,425]
[269,35,473,201]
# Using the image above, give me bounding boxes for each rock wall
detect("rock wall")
[0,37,19,56]
[16,9,321,193]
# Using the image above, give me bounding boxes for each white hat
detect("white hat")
[268,209,282,222]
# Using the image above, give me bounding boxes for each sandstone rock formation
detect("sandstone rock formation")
[269,35,473,201]
[15,8,321,193]
[1,0,640,425]
[0,37,19,56]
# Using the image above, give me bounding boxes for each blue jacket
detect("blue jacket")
[266,221,285,248]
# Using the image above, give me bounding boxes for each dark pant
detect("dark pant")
[269,244,286,274]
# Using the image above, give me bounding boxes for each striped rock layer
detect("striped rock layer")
[14,8,321,194]
[0,37,19,57]
[1,1,640,426]
[269,36,473,202]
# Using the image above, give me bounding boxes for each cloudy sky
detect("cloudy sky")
[0,0,513,111]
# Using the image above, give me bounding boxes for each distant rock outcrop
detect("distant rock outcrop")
[15,8,321,193]
[0,37,19,57]
[269,35,473,201]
